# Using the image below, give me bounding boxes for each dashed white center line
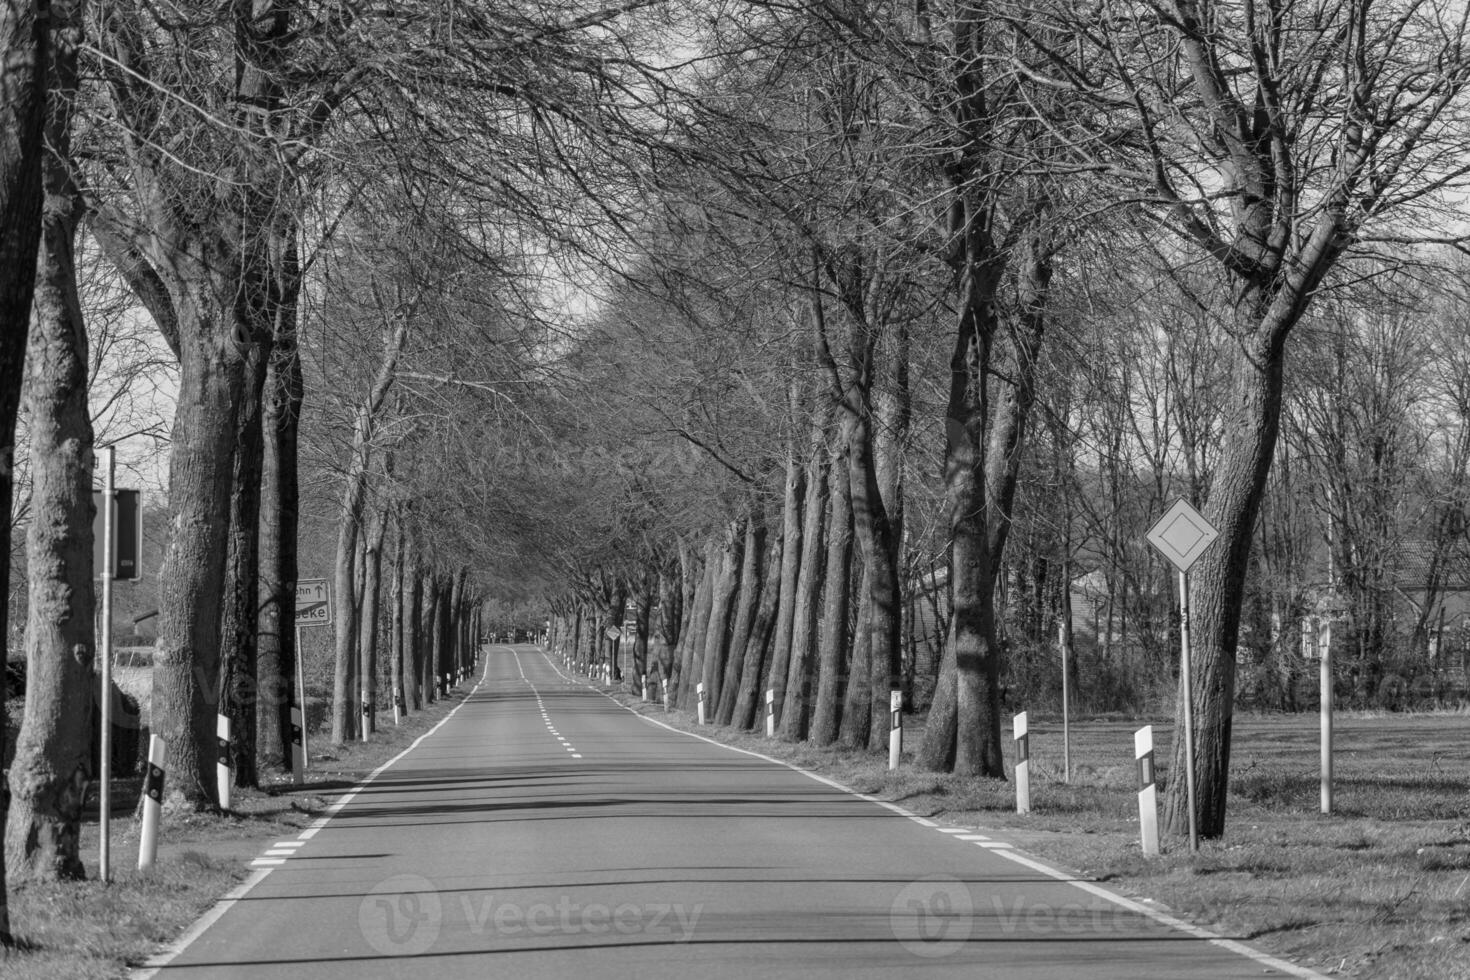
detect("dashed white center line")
[515,648,582,760]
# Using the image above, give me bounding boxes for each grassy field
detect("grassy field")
[602,682,1470,980]
[2,686,473,979]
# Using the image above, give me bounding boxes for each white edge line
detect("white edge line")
[130,651,494,979]
[542,647,1332,980]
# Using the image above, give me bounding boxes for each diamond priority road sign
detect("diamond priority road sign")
[1146,499,1219,574]
[295,578,332,628]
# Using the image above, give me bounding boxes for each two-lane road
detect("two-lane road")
[142,645,1323,979]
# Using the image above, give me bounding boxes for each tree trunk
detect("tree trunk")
[779,441,829,741]
[1163,331,1285,839]
[717,510,767,725]
[678,542,717,707]
[255,236,301,775]
[390,515,405,719]
[812,434,854,747]
[6,36,92,874]
[917,247,1006,777]
[331,519,360,744]
[733,535,784,730]
[632,571,654,693]
[430,575,447,698]
[357,507,386,738]
[153,289,250,807]
[405,551,421,710]
[668,539,698,697]
[764,442,804,726]
[220,331,269,790]
[0,0,48,938]
[701,522,744,712]
[869,315,909,742]
[330,324,405,742]
[840,565,873,749]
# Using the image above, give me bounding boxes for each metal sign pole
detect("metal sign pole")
[1179,569,1199,852]
[1320,618,1333,814]
[296,624,309,775]
[1059,617,1071,784]
[99,445,115,883]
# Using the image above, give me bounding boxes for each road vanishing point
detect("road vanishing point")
[139,645,1327,980]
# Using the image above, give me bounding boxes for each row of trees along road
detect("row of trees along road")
[4,0,1470,948]
[536,0,1470,844]
[0,0,679,944]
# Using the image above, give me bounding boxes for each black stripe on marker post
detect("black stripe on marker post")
[1137,750,1155,791]
[143,761,166,803]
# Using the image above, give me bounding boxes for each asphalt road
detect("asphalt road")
[143,645,1324,979]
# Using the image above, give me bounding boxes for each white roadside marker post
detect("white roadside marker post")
[1014,711,1031,814]
[216,714,232,811]
[1136,725,1160,856]
[642,673,649,702]
[889,690,903,770]
[138,734,166,871]
[765,689,776,738]
[1319,616,1334,815]
[664,677,671,712]
[696,682,707,725]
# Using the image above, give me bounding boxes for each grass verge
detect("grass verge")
[2,681,476,980]
[595,675,1470,980]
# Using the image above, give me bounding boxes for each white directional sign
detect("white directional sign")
[295,578,332,628]
[1146,499,1219,574]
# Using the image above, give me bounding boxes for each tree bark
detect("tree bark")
[255,234,301,775]
[717,509,766,725]
[764,441,804,725]
[632,570,654,693]
[733,535,783,730]
[330,324,406,743]
[701,523,744,710]
[812,432,854,747]
[1162,330,1285,839]
[220,331,269,790]
[357,506,386,738]
[678,541,717,708]
[779,437,829,741]
[840,564,873,749]
[0,0,48,938]
[390,514,405,719]
[6,15,90,873]
[404,549,421,710]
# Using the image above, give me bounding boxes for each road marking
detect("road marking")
[271,840,304,849]
[250,858,285,866]
[545,647,1332,980]
[132,650,498,979]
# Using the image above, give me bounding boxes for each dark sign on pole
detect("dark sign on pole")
[93,489,142,581]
